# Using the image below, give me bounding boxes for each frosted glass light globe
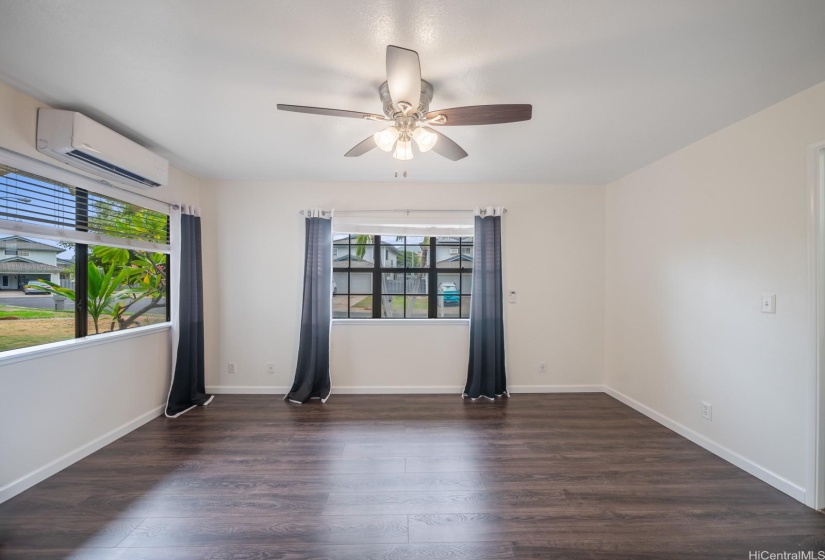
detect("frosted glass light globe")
[393,139,413,160]
[412,127,438,152]
[374,126,400,152]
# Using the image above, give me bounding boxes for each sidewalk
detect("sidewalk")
[0,290,50,298]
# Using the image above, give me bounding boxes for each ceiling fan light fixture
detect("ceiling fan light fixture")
[393,138,413,160]
[374,126,400,152]
[278,45,531,163]
[412,127,438,152]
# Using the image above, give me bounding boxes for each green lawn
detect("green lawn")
[0,306,75,352]
[0,304,165,352]
[0,305,74,319]
[352,295,428,315]
[0,332,75,352]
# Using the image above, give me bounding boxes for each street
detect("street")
[0,291,167,315]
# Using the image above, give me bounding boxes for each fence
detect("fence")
[382,276,428,295]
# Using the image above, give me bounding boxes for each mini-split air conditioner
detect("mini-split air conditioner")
[36,109,169,188]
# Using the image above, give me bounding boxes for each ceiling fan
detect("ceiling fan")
[277,45,532,161]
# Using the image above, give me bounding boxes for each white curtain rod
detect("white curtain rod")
[298,208,507,216]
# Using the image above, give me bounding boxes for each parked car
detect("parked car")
[437,282,460,305]
[23,283,48,295]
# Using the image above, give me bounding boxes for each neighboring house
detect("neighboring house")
[333,235,473,295]
[332,235,402,268]
[431,237,473,295]
[57,257,75,288]
[0,235,64,290]
[333,235,404,294]
[433,236,473,268]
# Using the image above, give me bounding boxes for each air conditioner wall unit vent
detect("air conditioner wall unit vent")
[36,109,169,189]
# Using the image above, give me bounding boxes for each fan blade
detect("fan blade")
[425,104,532,126]
[277,104,383,120]
[386,45,421,112]
[344,136,378,157]
[427,127,468,161]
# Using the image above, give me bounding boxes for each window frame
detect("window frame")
[333,234,473,319]
[0,152,173,355]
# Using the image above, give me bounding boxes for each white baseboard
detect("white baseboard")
[207,385,462,395]
[207,385,290,394]
[335,386,463,394]
[510,384,604,393]
[603,386,806,503]
[0,404,164,504]
[207,384,605,395]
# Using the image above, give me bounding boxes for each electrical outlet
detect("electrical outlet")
[266,363,275,375]
[228,362,237,374]
[761,293,776,314]
[701,401,712,420]
[539,361,547,373]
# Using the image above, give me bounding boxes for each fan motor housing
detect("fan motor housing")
[379,80,433,117]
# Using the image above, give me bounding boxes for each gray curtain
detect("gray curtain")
[286,214,332,403]
[464,211,508,399]
[166,212,212,417]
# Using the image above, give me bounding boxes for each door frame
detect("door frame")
[806,140,825,510]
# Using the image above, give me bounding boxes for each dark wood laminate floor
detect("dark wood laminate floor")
[1,393,824,559]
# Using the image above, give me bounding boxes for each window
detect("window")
[0,159,170,353]
[333,234,472,319]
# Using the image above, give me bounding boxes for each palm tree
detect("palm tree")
[26,262,129,334]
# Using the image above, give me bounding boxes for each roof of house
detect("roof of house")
[0,257,62,274]
[333,255,374,268]
[437,254,474,264]
[334,236,402,254]
[0,235,63,252]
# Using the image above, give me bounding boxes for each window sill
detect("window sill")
[332,319,470,325]
[0,322,171,367]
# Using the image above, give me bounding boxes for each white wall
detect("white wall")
[202,180,605,393]
[0,81,205,499]
[605,81,825,497]
[0,330,170,497]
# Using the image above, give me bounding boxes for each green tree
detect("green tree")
[29,203,169,332]
[93,245,166,330]
[87,201,169,330]
[353,234,374,260]
[26,262,129,334]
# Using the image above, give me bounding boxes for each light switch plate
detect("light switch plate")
[761,293,776,314]
[509,290,516,304]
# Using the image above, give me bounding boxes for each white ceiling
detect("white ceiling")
[0,0,823,184]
